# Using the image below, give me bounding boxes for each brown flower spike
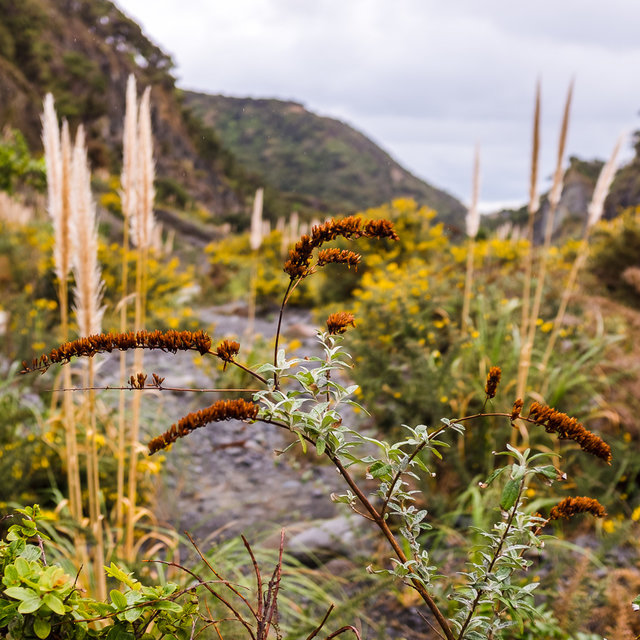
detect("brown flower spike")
[549,496,607,521]
[528,402,612,463]
[21,330,212,374]
[326,312,356,335]
[511,398,524,421]
[484,366,502,399]
[216,340,240,363]
[283,215,398,279]
[148,399,259,455]
[317,248,361,269]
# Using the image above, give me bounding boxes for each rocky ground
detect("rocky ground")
[99,303,370,562]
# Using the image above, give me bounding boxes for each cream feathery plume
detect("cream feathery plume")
[132,86,155,248]
[121,74,138,228]
[547,80,574,212]
[289,210,299,247]
[42,94,73,284]
[59,120,74,283]
[42,94,62,237]
[587,133,625,229]
[465,144,480,238]
[71,125,105,336]
[528,80,541,219]
[249,187,264,251]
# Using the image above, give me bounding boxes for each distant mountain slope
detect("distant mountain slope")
[0,0,261,220]
[184,92,466,226]
[482,151,639,243]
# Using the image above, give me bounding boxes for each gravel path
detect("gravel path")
[99,304,350,543]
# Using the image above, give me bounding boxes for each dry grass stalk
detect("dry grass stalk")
[514,80,573,444]
[116,74,138,534]
[41,94,83,522]
[70,125,107,599]
[71,125,105,338]
[126,83,156,561]
[540,133,625,375]
[246,188,264,344]
[461,144,480,331]
[519,80,541,345]
[249,187,264,251]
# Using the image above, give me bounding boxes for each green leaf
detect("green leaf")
[17,591,42,614]
[535,465,560,480]
[19,545,42,562]
[124,606,144,622]
[110,589,128,610]
[43,593,65,615]
[104,563,140,590]
[4,565,19,584]
[106,627,135,640]
[152,600,183,613]
[368,461,392,479]
[14,557,30,577]
[296,431,307,454]
[500,478,521,511]
[4,586,37,601]
[315,437,326,456]
[33,616,51,639]
[482,466,506,487]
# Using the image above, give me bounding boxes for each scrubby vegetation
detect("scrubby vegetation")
[2,39,640,637]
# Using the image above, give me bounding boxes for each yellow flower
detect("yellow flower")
[440,395,448,403]
[631,506,640,521]
[602,519,615,534]
[541,321,553,333]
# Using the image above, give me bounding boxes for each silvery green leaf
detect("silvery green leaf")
[500,479,521,511]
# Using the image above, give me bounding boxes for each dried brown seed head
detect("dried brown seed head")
[20,329,213,374]
[484,366,502,399]
[148,399,259,455]
[511,398,524,421]
[549,496,607,521]
[528,402,612,463]
[326,312,356,335]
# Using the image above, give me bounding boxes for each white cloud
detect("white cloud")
[115,0,640,207]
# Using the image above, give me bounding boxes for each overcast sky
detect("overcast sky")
[115,0,640,211]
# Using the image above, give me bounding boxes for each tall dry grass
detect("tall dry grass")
[70,123,107,599]
[41,95,83,522]
[461,144,480,332]
[514,81,573,445]
[246,187,264,343]
[115,75,138,535]
[125,82,157,561]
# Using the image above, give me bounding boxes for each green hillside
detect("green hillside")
[184,92,466,228]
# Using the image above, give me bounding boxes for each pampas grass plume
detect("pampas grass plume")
[71,126,105,337]
[465,144,480,238]
[121,74,138,226]
[587,133,625,229]
[250,187,264,251]
[132,86,155,249]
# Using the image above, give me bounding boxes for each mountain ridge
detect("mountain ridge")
[184,91,466,227]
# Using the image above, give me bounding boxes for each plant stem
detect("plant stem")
[456,480,525,639]
[273,280,294,389]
